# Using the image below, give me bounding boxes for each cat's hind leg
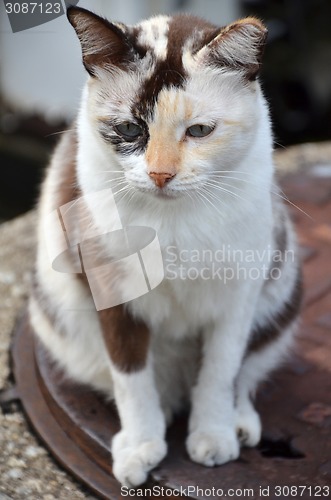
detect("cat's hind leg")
[235,322,298,447]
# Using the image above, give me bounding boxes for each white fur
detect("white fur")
[137,16,170,60]
[110,357,167,487]
[32,13,300,487]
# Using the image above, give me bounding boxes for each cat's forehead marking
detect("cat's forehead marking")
[132,15,219,120]
[137,16,170,60]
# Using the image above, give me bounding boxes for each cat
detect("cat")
[29,6,302,488]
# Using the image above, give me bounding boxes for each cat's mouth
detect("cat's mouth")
[131,183,182,200]
[152,187,180,199]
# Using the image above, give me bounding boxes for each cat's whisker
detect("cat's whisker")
[205,186,262,222]
[98,170,126,174]
[113,185,131,197]
[193,189,215,213]
[194,187,227,217]
[272,190,314,220]
[184,188,205,211]
[209,174,311,217]
[61,196,81,216]
[200,187,259,234]
[117,185,137,208]
[209,172,279,191]
[211,170,287,192]
[205,178,249,193]
[45,128,76,138]
[202,186,242,210]
[202,182,253,206]
[204,180,260,206]
[273,141,286,149]
[184,189,197,206]
[211,170,255,175]
[211,171,280,191]
[104,178,128,187]
[211,173,277,190]
[210,173,271,188]
[100,176,127,184]
[126,188,138,207]
[107,175,129,185]
[113,181,136,202]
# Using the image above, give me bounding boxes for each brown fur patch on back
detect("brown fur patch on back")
[247,271,302,354]
[48,127,81,210]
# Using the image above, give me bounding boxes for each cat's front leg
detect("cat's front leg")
[110,363,167,487]
[99,307,167,487]
[187,296,256,467]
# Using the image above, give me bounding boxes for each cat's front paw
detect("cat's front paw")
[236,408,261,447]
[111,431,167,487]
[186,428,240,467]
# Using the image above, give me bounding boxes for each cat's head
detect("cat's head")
[68,7,268,200]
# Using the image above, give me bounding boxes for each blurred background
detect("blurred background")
[0,0,331,222]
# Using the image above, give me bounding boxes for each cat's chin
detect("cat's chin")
[134,186,182,200]
[152,189,180,200]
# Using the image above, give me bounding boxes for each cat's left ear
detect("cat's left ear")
[67,6,134,76]
[198,17,268,80]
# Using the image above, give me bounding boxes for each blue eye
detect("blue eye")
[186,124,214,138]
[115,122,143,140]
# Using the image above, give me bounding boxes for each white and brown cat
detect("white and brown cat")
[29,6,302,488]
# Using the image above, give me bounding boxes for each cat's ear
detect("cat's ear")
[198,18,267,80]
[67,7,134,76]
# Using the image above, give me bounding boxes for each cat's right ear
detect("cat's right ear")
[67,7,134,76]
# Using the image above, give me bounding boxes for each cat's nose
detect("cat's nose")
[148,172,176,189]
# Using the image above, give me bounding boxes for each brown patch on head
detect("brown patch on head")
[132,15,219,119]
[98,306,150,372]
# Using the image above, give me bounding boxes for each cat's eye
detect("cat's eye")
[186,124,214,138]
[115,122,143,140]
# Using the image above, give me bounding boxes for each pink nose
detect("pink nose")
[148,172,176,189]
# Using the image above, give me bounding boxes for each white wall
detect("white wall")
[0,0,241,122]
